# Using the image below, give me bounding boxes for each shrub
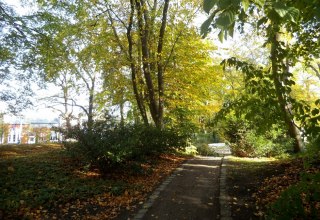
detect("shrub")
[220,116,292,157]
[196,143,218,156]
[64,122,189,174]
[267,172,320,220]
[191,133,219,156]
[183,145,198,155]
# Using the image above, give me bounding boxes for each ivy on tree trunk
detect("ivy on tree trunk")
[269,26,304,153]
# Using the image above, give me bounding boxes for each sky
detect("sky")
[2,0,79,122]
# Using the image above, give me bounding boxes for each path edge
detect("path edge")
[219,156,232,220]
[132,158,189,220]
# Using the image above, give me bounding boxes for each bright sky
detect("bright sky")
[2,1,71,122]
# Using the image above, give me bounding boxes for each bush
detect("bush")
[191,133,219,156]
[304,140,320,168]
[220,116,292,157]
[64,122,189,174]
[183,145,198,155]
[267,172,320,220]
[196,143,218,156]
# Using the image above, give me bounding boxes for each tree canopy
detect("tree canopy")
[0,0,319,154]
[202,0,320,152]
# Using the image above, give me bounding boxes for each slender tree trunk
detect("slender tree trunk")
[60,74,72,132]
[63,88,72,131]
[308,62,320,80]
[128,0,149,125]
[119,100,124,126]
[133,0,170,128]
[135,0,159,126]
[156,0,170,128]
[87,78,95,130]
[270,30,303,153]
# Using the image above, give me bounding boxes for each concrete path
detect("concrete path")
[133,157,223,220]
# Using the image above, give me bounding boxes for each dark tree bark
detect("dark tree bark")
[128,0,149,125]
[133,0,170,128]
[156,0,170,128]
[107,0,170,128]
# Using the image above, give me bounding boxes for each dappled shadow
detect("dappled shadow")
[225,158,283,220]
[141,157,222,220]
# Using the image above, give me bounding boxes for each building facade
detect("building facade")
[0,117,62,145]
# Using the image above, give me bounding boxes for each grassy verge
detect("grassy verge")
[226,155,320,220]
[225,156,284,220]
[0,144,187,219]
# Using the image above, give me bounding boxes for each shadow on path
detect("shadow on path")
[135,157,222,220]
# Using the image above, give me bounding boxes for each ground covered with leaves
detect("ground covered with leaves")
[226,156,320,220]
[0,144,188,219]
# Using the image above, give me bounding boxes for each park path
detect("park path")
[133,157,223,220]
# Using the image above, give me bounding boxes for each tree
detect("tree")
[163,28,223,131]
[0,1,37,114]
[30,1,116,130]
[42,71,76,131]
[201,0,320,152]
[30,0,223,134]
[106,0,202,128]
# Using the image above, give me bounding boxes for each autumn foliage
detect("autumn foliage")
[0,144,188,219]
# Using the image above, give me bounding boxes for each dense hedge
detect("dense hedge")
[218,116,293,157]
[64,122,189,174]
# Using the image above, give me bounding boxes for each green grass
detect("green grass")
[0,144,120,212]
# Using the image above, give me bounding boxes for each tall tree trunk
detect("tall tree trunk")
[60,74,72,132]
[107,1,148,125]
[270,30,304,153]
[87,78,95,131]
[128,0,149,125]
[135,0,159,126]
[63,87,72,131]
[119,100,124,127]
[133,0,170,128]
[156,0,170,128]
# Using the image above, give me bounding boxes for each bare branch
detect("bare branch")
[308,63,320,80]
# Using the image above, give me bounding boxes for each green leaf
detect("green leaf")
[252,0,265,7]
[283,7,300,23]
[203,0,217,14]
[242,0,250,12]
[312,108,320,116]
[215,10,236,29]
[228,22,235,37]
[218,0,240,10]
[200,13,215,37]
[285,79,295,86]
[218,30,224,42]
[273,2,288,18]
[257,16,268,28]
[272,2,300,23]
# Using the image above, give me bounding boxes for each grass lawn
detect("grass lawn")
[0,144,187,219]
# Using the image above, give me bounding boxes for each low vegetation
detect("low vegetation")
[226,151,320,220]
[0,143,188,219]
[64,123,190,174]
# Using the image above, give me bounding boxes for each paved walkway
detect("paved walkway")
[133,157,224,220]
